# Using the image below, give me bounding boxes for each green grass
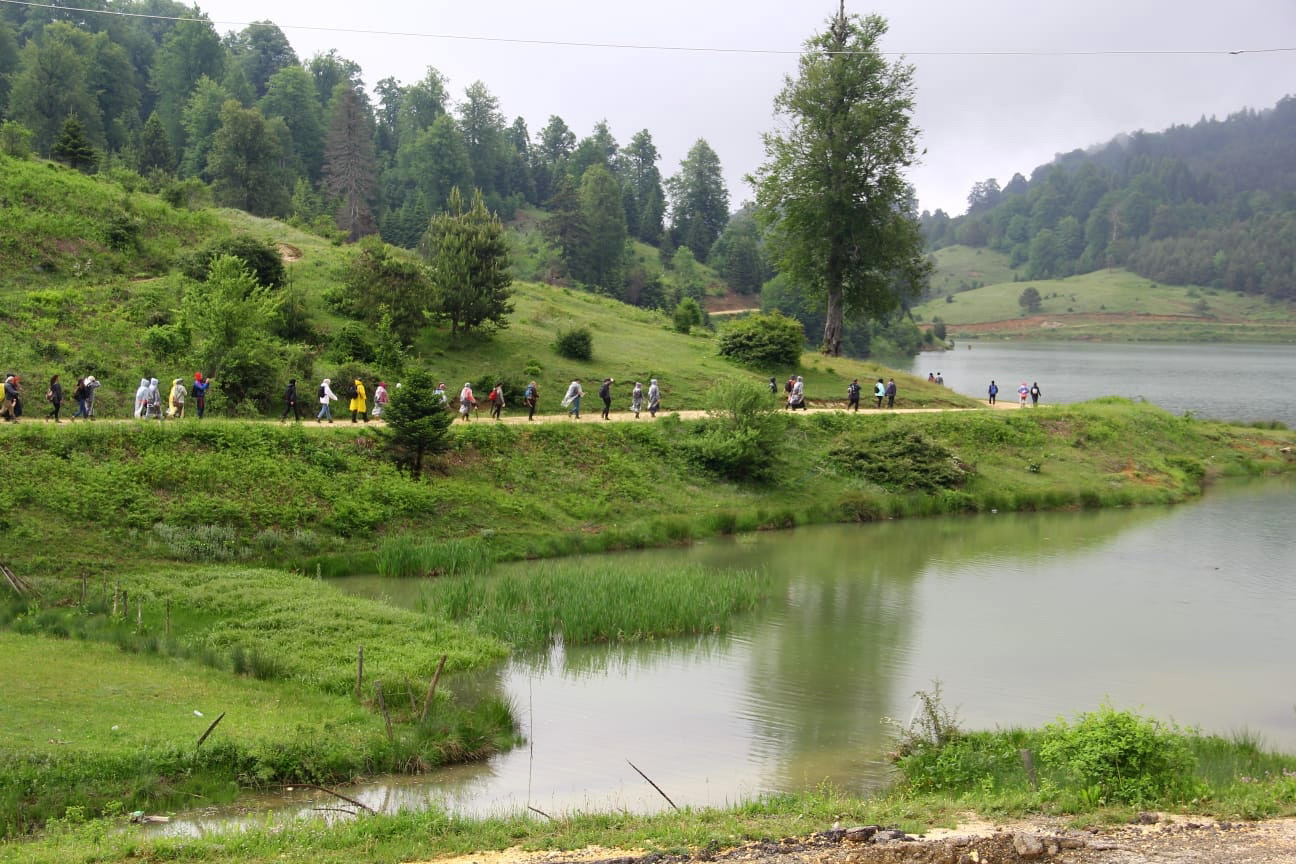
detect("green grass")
[0,631,517,836]
[912,267,1296,341]
[423,559,775,646]
[926,244,1019,296]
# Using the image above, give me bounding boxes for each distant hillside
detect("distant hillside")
[922,96,1296,301]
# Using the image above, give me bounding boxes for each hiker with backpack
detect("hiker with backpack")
[192,373,210,419]
[523,381,538,421]
[561,379,584,419]
[488,383,505,420]
[317,378,337,422]
[373,382,389,419]
[349,379,368,423]
[458,382,477,421]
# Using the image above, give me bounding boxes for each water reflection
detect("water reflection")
[159,480,1295,834]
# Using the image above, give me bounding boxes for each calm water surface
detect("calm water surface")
[277,478,1296,825]
[909,342,1296,426]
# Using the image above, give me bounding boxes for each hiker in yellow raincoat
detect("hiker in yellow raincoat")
[349,378,368,423]
[167,378,186,418]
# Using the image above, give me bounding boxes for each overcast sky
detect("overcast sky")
[194,0,1295,217]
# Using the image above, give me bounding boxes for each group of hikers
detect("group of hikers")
[451,377,663,422]
[2,373,103,423]
[774,374,898,411]
[987,379,1043,407]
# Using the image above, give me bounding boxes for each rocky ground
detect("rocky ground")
[425,815,1296,864]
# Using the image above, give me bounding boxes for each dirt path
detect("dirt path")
[415,815,1296,864]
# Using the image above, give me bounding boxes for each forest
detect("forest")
[0,1,762,310]
[922,96,1296,301]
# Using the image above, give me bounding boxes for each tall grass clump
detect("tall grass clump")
[421,560,774,647]
[376,535,493,578]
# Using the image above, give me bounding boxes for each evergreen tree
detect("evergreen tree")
[379,368,453,480]
[323,83,378,240]
[750,6,929,356]
[578,164,627,293]
[421,187,514,338]
[668,138,730,260]
[51,113,97,171]
[623,129,665,243]
[137,109,174,173]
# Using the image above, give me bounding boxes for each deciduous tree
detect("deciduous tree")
[750,5,929,356]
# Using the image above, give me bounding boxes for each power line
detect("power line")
[1,0,1292,58]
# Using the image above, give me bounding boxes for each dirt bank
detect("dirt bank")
[421,815,1296,864]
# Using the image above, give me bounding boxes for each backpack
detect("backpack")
[489,387,500,404]
[318,384,325,399]
[45,389,54,402]
[347,383,358,399]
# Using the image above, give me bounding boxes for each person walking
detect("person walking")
[46,374,63,422]
[134,377,149,418]
[488,382,506,420]
[873,378,886,409]
[317,378,337,422]
[373,382,389,418]
[1030,381,1042,407]
[561,379,584,419]
[769,376,777,395]
[146,378,162,419]
[847,378,860,411]
[280,378,300,422]
[349,378,368,422]
[524,381,538,420]
[599,377,614,420]
[167,378,186,418]
[1018,381,1029,407]
[1,375,16,422]
[788,376,806,410]
[988,380,998,405]
[84,375,100,418]
[784,375,795,409]
[71,376,90,420]
[886,378,897,408]
[192,373,210,419]
[630,381,644,418]
[647,378,661,417]
[458,382,476,421]
[434,382,449,409]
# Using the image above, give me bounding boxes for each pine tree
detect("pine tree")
[323,84,378,240]
[422,187,513,338]
[51,113,97,172]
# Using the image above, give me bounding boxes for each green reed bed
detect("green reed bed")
[375,535,493,578]
[421,560,775,647]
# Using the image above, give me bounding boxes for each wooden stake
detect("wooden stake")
[112,584,119,618]
[419,654,448,724]
[122,589,128,621]
[80,574,87,605]
[627,759,678,811]
[354,646,364,701]
[405,678,417,716]
[375,681,393,741]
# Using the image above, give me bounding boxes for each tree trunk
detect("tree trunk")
[822,288,844,356]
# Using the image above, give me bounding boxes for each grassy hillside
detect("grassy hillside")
[0,155,217,287]
[925,244,1019,296]
[914,268,1296,342]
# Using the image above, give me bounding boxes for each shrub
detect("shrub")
[672,297,703,334]
[1039,706,1200,805]
[829,428,970,492]
[553,326,592,361]
[181,236,286,289]
[0,121,34,158]
[682,379,785,482]
[717,312,804,367]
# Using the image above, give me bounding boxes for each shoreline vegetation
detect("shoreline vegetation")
[1,400,1294,860]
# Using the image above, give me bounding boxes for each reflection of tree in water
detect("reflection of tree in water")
[731,507,1161,793]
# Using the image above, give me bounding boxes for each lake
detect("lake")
[908,342,1296,427]
[299,477,1295,822]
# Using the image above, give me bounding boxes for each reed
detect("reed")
[421,560,774,647]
